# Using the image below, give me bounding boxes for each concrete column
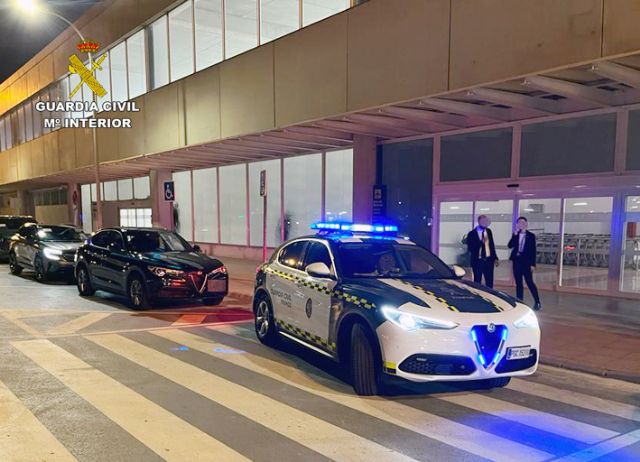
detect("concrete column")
[352,134,377,223]
[67,183,81,227]
[15,190,32,217]
[150,169,173,229]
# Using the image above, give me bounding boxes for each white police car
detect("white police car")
[253,223,540,396]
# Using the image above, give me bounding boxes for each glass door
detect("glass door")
[560,196,613,291]
[438,201,474,274]
[518,198,562,288]
[474,200,514,282]
[621,196,640,294]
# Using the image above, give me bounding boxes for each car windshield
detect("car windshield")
[36,227,86,242]
[125,230,192,253]
[0,217,35,229]
[336,241,455,279]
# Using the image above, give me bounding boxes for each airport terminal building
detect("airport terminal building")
[0,0,639,300]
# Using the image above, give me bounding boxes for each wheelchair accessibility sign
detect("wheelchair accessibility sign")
[164,181,175,201]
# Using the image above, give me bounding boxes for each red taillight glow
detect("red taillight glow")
[213,265,227,275]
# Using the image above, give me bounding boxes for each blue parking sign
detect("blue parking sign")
[164,181,175,201]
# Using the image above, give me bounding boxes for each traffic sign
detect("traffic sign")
[164,181,175,201]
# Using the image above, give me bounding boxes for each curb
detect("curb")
[540,357,640,385]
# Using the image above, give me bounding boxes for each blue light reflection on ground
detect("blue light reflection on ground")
[213,347,246,355]
[169,345,189,352]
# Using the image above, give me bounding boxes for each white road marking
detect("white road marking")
[12,339,248,462]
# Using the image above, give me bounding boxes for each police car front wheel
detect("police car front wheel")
[350,323,381,396]
[254,296,278,346]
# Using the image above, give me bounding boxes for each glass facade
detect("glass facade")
[284,154,322,240]
[225,0,258,58]
[0,0,354,153]
[622,196,640,294]
[249,160,281,247]
[219,164,248,245]
[520,114,616,177]
[172,171,193,240]
[440,129,512,182]
[169,2,195,82]
[149,17,170,89]
[325,149,353,223]
[261,0,299,43]
[193,167,219,243]
[195,0,224,71]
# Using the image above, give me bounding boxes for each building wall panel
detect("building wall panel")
[16,145,32,180]
[347,0,450,110]
[185,66,221,146]
[144,83,183,154]
[75,127,94,168]
[117,97,146,159]
[58,128,77,172]
[221,45,275,137]
[43,131,60,174]
[30,137,45,177]
[275,15,347,127]
[603,0,640,55]
[450,0,603,89]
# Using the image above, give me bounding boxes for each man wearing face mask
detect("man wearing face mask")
[466,215,499,288]
[508,216,542,310]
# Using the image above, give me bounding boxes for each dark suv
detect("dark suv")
[75,228,228,310]
[0,216,37,260]
[9,224,86,282]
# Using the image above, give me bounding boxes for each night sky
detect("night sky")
[0,0,100,83]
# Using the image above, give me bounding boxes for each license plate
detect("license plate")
[507,347,531,360]
[207,279,227,293]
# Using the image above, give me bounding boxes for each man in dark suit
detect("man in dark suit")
[466,215,499,288]
[508,216,542,310]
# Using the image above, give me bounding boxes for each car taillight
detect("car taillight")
[212,265,227,275]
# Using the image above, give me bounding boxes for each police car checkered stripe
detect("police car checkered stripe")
[275,319,337,351]
[264,267,376,309]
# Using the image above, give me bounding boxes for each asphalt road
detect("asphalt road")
[0,266,639,462]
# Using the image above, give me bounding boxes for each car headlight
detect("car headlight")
[514,309,539,329]
[148,266,185,279]
[382,306,458,331]
[43,248,63,260]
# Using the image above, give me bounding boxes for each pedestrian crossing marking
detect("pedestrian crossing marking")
[47,312,112,336]
[154,327,553,462]
[0,311,42,337]
[171,314,208,326]
[509,378,640,423]
[0,380,77,462]
[11,338,249,462]
[88,333,419,462]
[552,428,640,462]
[439,392,619,444]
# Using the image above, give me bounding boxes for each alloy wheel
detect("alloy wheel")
[78,269,88,292]
[256,300,270,338]
[130,279,143,307]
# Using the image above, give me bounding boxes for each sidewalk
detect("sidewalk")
[223,257,640,383]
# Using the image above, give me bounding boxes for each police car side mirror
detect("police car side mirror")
[306,262,333,279]
[193,244,202,253]
[452,265,466,278]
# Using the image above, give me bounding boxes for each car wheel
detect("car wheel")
[34,256,47,283]
[478,377,511,389]
[203,296,224,306]
[350,323,380,396]
[76,265,95,296]
[254,295,278,346]
[128,275,151,310]
[9,252,22,276]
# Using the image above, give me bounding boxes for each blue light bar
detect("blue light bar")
[311,222,399,234]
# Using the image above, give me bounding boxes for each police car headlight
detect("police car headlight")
[514,309,538,329]
[43,248,63,260]
[382,306,458,331]
[148,266,185,279]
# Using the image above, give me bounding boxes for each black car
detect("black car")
[9,224,85,282]
[75,227,228,310]
[0,215,37,260]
